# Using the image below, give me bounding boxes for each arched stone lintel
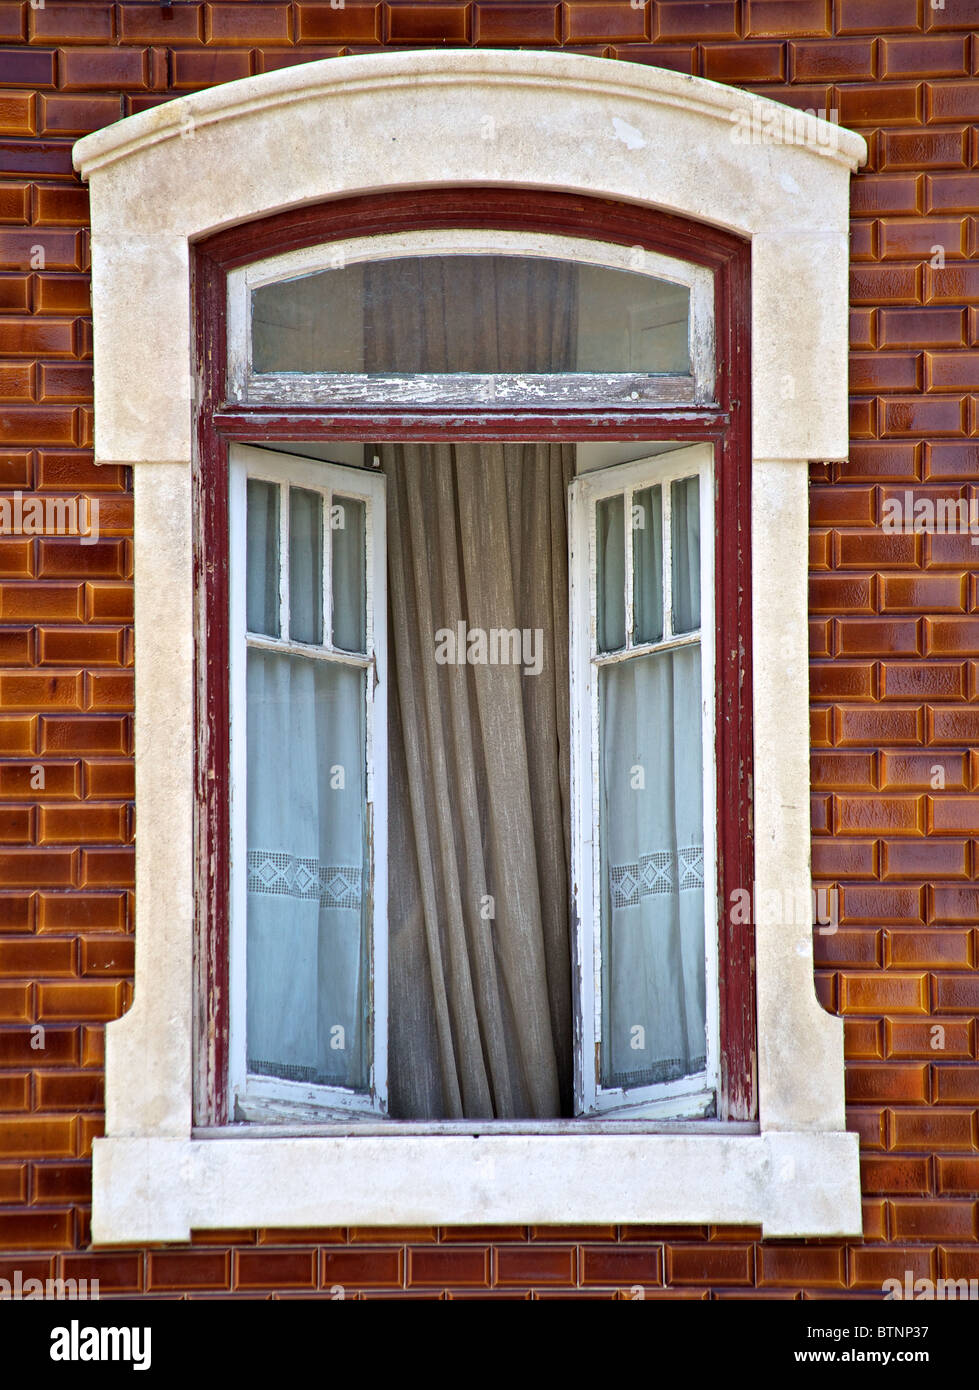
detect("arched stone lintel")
[74,50,865,468]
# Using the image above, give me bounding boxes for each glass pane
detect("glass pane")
[288,487,323,645]
[598,645,706,1090]
[596,494,625,653]
[632,485,663,645]
[246,649,368,1091]
[252,256,691,376]
[246,479,279,637]
[331,496,366,653]
[671,475,701,634]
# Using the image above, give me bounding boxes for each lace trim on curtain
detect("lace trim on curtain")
[247,850,362,909]
[609,846,704,908]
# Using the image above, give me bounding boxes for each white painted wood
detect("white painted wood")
[200,1115,759,1139]
[228,444,388,1119]
[243,1073,380,1117]
[568,484,592,1117]
[278,477,289,642]
[698,463,720,1114]
[599,1087,714,1121]
[623,485,634,651]
[227,461,248,1109]
[236,229,716,300]
[243,370,701,407]
[663,479,674,640]
[570,443,717,1118]
[244,634,370,671]
[593,632,699,668]
[321,487,331,654]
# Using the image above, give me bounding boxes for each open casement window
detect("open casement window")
[76,50,865,1241]
[570,447,716,1119]
[229,448,387,1120]
[229,437,718,1127]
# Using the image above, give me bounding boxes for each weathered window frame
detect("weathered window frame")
[73,49,867,1243]
[229,231,722,1127]
[198,188,756,1134]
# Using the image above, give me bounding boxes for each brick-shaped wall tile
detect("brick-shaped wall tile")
[407,1246,489,1287]
[30,5,113,45]
[385,3,469,44]
[474,4,560,45]
[655,1,737,42]
[746,0,829,39]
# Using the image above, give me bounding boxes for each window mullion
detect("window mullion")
[662,482,673,640]
[324,487,333,651]
[279,480,290,642]
[623,487,634,652]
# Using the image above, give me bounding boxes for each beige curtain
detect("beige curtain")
[366,254,577,1118]
[362,255,577,374]
[384,441,574,1119]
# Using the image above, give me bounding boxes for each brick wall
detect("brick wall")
[0,0,977,1299]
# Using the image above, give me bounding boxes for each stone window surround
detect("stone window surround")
[73,49,867,1244]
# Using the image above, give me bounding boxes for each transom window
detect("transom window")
[227,230,716,408]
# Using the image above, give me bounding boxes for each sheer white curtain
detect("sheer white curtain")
[599,644,705,1088]
[597,473,706,1089]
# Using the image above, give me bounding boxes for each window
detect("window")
[225,238,723,1127]
[229,436,718,1126]
[229,233,714,406]
[229,449,388,1119]
[76,48,865,1242]
[570,447,716,1119]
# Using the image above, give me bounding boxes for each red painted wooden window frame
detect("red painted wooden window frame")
[191,188,755,1127]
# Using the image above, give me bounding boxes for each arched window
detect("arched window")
[76,49,866,1242]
